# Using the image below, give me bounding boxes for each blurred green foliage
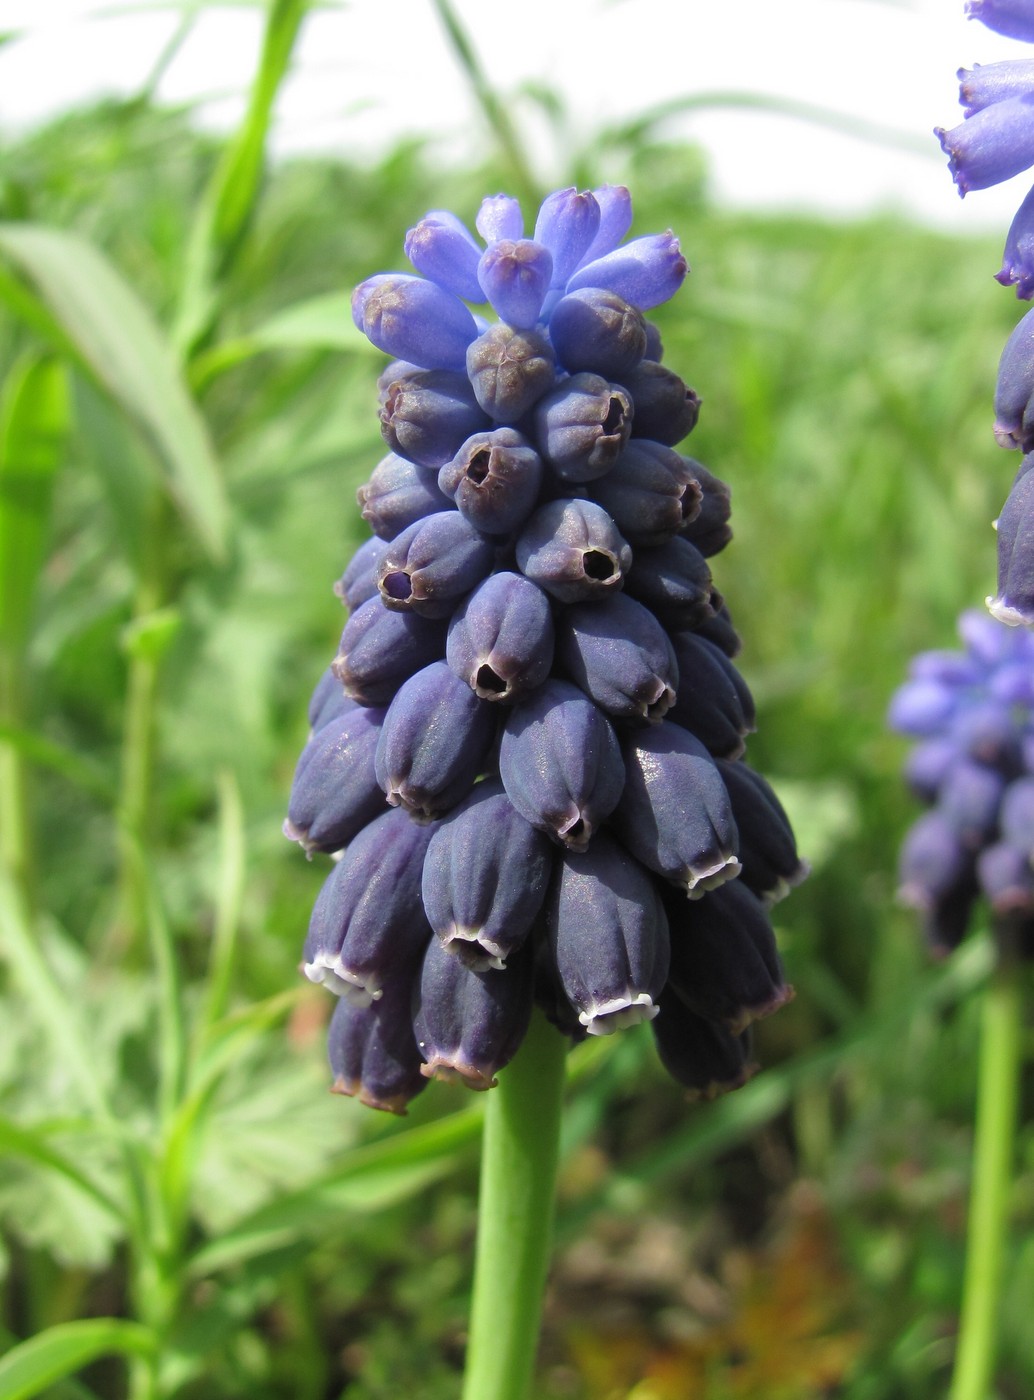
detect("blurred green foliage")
[0,4,1032,1397]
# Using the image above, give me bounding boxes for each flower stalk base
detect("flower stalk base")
[461,1011,567,1400]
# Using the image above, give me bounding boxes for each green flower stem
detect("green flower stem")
[949,950,1025,1400]
[461,1012,568,1400]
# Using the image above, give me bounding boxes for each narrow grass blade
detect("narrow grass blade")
[175,0,311,355]
[0,1320,155,1400]
[0,1118,124,1222]
[0,224,228,559]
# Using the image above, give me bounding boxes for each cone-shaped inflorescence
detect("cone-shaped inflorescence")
[890,607,1034,954]
[287,185,807,1113]
[936,4,1034,623]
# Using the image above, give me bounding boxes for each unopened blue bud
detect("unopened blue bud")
[546,832,669,1035]
[516,498,633,603]
[466,323,556,422]
[335,536,388,612]
[413,936,533,1089]
[663,879,792,1034]
[566,232,688,311]
[613,721,741,895]
[556,594,679,723]
[904,738,960,802]
[997,183,1034,297]
[476,194,524,243]
[534,188,601,288]
[898,809,973,909]
[352,274,478,370]
[327,980,427,1115]
[716,759,809,904]
[446,570,554,701]
[499,678,625,850]
[651,988,756,1100]
[967,0,1034,43]
[533,373,633,483]
[590,441,702,547]
[959,60,1034,117]
[623,536,715,629]
[303,806,435,1002]
[680,462,733,557]
[421,779,554,969]
[618,361,701,447]
[999,773,1034,846]
[990,465,1034,623]
[887,678,960,736]
[332,596,447,706]
[977,839,1034,912]
[438,428,544,536]
[284,703,387,855]
[375,661,498,820]
[667,632,756,759]
[548,289,647,379]
[994,306,1034,451]
[937,97,1034,197]
[578,185,633,266]
[404,210,484,303]
[477,239,553,329]
[377,511,496,619]
[938,759,1005,848]
[358,452,453,540]
[380,367,491,469]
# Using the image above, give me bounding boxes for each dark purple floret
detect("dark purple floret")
[619,360,701,447]
[555,593,679,724]
[623,535,715,629]
[376,511,496,619]
[302,806,435,1002]
[498,678,625,850]
[679,462,733,557]
[438,428,544,536]
[548,289,647,379]
[466,323,556,422]
[413,936,534,1089]
[515,498,633,604]
[421,779,554,970]
[651,988,756,1101]
[375,661,498,820]
[991,464,1034,624]
[307,667,352,732]
[545,832,670,1035]
[446,570,554,702]
[589,440,703,548]
[663,879,792,1034]
[667,632,756,759]
[380,367,491,469]
[332,596,448,707]
[328,980,428,1116]
[533,373,633,484]
[937,758,1006,847]
[716,759,809,904]
[335,535,389,612]
[284,703,388,856]
[358,452,454,541]
[613,721,741,895]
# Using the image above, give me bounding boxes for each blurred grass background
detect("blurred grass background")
[1,2,1032,1398]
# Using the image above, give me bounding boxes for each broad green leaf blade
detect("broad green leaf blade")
[0,223,228,560]
[0,356,68,655]
[0,1320,155,1400]
[0,1118,123,1221]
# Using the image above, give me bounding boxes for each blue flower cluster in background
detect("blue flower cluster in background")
[286,186,807,1114]
[938,1,1034,623]
[890,608,1034,953]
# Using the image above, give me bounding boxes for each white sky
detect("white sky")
[0,0,1032,229]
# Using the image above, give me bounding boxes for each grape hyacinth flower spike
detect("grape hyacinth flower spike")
[288,183,805,1400]
[937,2,1034,622]
[890,607,1034,1400]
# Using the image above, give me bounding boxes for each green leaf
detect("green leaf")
[175,0,311,355]
[0,1320,155,1400]
[0,1117,123,1222]
[0,223,228,560]
[0,356,68,656]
